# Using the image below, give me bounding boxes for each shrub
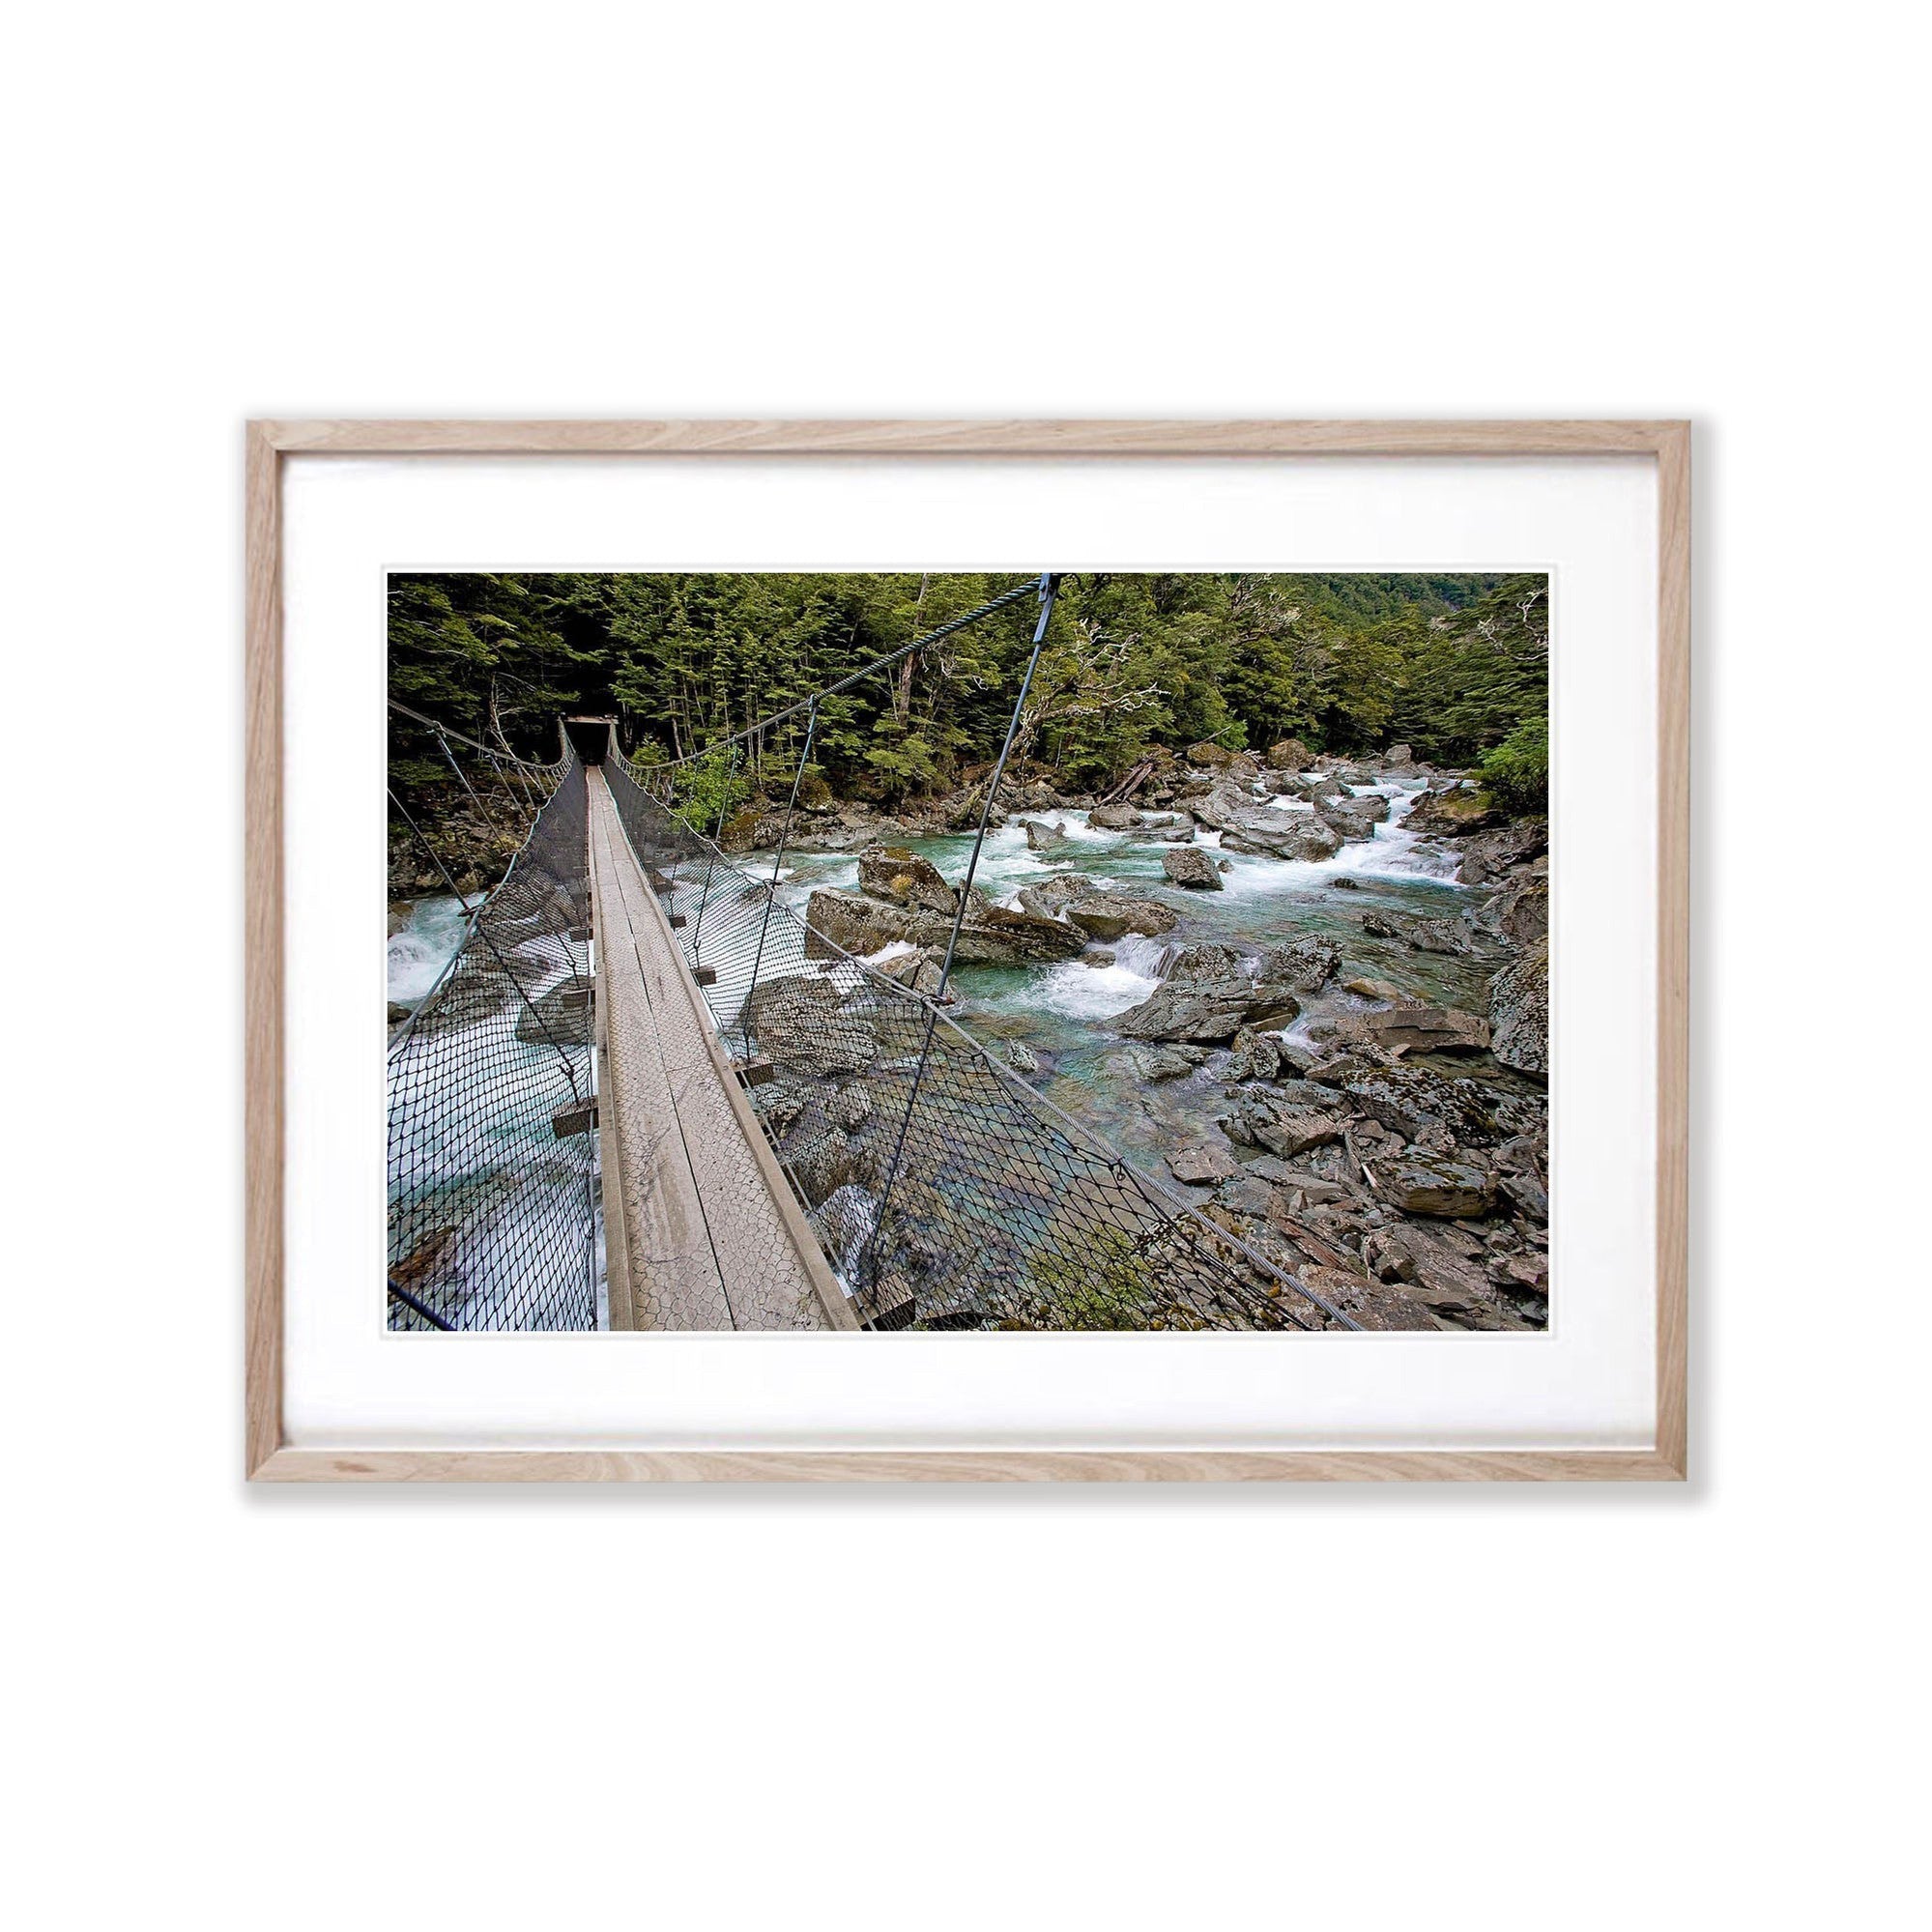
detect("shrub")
[669,746,749,831]
[1025,1226,1165,1329]
[1479,716,1548,817]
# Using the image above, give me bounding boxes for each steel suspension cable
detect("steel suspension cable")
[389,696,562,776]
[388,1274,456,1330]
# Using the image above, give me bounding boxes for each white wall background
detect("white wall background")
[6,6,1923,1929]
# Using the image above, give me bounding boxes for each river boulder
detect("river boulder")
[1168,1144,1239,1185]
[742,975,879,1078]
[804,889,932,957]
[1229,1027,1284,1081]
[1226,815,1343,862]
[787,818,877,853]
[1195,786,1341,856]
[1370,1154,1496,1218]
[1266,737,1315,769]
[1114,973,1302,1045]
[1489,937,1549,1076]
[1183,782,1250,831]
[1159,942,1247,982]
[1287,772,1346,804]
[1457,819,1548,886]
[1365,1223,1510,1324]
[804,887,1085,964]
[1360,908,1477,955]
[1261,935,1341,993]
[1123,814,1197,844]
[1188,783,1344,860]
[1315,793,1391,842]
[1477,862,1549,944]
[959,902,1094,962]
[1137,1045,1207,1081]
[856,847,958,916]
[1016,873,1177,940]
[1267,815,1344,861]
[1016,873,1099,918]
[1228,1084,1348,1158]
[1020,818,1076,853]
[1405,785,1498,837]
[1064,896,1178,942]
[1185,740,1259,776]
[871,945,947,997]
[1162,846,1223,890]
[1336,1003,1491,1055]
[1001,1039,1042,1076]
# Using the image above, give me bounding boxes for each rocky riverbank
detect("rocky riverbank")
[387,795,526,898]
[726,736,1552,1331]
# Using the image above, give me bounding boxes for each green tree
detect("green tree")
[389,568,1548,819]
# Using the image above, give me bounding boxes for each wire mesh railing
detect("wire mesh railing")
[387,700,574,903]
[386,758,599,1331]
[603,753,1347,1332]
[390,698,570,802]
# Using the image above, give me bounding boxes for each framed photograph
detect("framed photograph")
[246,419,1688,1481]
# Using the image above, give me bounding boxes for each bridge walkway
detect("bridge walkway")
[587,768,853,1331]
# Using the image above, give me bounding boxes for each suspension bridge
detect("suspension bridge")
[387,575,1363,1334]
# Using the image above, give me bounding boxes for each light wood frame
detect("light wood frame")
[246,418,1689,1483]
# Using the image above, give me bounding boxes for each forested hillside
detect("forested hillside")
[389,570,1547,808]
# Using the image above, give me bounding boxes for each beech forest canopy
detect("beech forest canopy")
[388,570,1548,807]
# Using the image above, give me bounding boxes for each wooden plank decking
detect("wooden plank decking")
[587,770,853,1331]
